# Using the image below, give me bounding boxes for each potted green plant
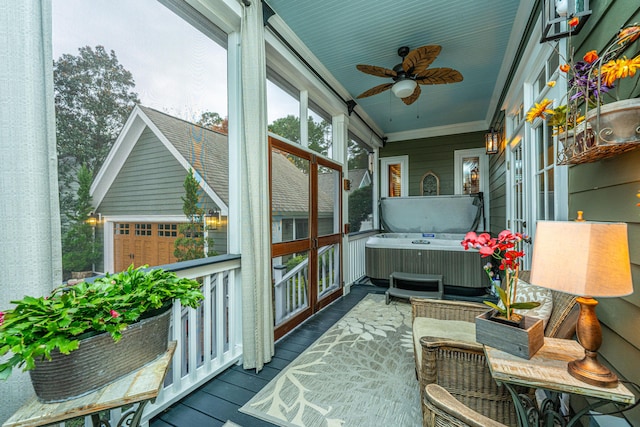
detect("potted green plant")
[0,265,203,402]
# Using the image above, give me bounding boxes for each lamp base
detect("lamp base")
[568,351,619,388]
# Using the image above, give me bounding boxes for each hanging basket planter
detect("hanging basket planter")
[556,99,640,165]
[29,307,171,403]
[587,98,640,144]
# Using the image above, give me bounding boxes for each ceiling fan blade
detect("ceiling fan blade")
[403,45,441,73]
[401,84,421,105]
[356,82,393,98]
[415,68,463,85]
[356,64,397,78]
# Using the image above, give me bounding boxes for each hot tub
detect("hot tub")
[365,195,489,296]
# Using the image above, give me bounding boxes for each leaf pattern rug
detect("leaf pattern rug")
[240,294,421,426]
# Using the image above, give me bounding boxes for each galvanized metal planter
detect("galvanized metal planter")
[475,309,544,359]
[29,307,171,403]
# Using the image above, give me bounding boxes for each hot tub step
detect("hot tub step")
[386,272,443,304]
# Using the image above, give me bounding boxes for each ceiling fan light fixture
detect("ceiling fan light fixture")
[391,79,417,98]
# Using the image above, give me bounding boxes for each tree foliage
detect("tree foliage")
[197,111,228,134]
[54,45,140,227]
[348,184,373,232]
[174,169,206,261]
[61,165,101,274]
[269,115,331,170]
[348,139,370,170]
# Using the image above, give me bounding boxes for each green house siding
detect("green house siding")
[380,131,486,196]
[488,148,507,235]
[565,1,640,424]
[98,129,189,215]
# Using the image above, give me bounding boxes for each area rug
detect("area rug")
[240,294,420,427]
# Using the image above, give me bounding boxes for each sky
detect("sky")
[52,0,298,124]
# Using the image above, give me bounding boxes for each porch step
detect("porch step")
[386,272,443,304]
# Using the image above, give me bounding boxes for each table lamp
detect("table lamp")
[530,220,633,388]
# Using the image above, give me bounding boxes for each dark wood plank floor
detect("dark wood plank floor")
[150,283,386,427]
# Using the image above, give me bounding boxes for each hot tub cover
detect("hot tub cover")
[380,194,482,233]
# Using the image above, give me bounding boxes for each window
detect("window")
[158,223,177,237]
[380,156,408,198]
[135,223,152,236]
[114,223,129,235]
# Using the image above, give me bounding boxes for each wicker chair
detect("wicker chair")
[412,272,579,426]
[423,383,507,427]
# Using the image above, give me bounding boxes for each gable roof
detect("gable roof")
[92,105,333,217]
[91,105,229,215]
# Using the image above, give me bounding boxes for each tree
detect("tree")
[348,184,373,232]
[54,45,140,227]
[174,169,206,261]
[61,165,101,276]
[348,139,370,170]
[197,111,228,134]
[269,115,331,170]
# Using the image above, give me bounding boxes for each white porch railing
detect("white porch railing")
[72,254,243,427]
[345,230,378,285]
[67,233,374,426]
[273,244,340,325]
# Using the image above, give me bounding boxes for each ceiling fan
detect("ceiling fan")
[355,45,463,105]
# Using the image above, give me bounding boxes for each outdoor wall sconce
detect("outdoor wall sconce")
[541,0,591,42]
[204,209,221,230]
[85,211,98,227]
[485,128,500,155]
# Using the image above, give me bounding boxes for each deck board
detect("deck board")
[151,284,382,426]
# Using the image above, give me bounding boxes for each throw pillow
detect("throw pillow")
[498,279,553,327]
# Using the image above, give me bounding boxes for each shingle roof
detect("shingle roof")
[139,106,229,206]
[139,106,332,214]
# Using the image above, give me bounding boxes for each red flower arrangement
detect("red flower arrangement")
[462,230,539,321]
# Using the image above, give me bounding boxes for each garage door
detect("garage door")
[114,223,179,272]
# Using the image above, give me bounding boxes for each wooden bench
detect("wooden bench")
[386,272,443,304]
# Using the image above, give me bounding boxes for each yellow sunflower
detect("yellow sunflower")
[600,56,640,86]
[526,99,554,123]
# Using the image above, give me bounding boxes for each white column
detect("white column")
[0,1,62,420]
[299,89,309,147]
[333,114,349,291]
[227,31,242,255]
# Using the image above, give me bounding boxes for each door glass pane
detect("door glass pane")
[318,244,339,297]
[271,147,309,243]
[462,157,480,194]
[272,251,310,327]
[547,168,555,219]
[389,164,402,197]
[537,174,545,219]
[318,165,340,236]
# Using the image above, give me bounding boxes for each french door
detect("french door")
[270,136,342,340]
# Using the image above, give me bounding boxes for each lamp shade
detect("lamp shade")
[530,221,633,297]
[391,79,417,98]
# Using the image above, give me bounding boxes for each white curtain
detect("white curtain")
[240,1,274,370]
[0,0,62,420]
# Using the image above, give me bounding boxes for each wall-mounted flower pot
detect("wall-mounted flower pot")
[475,309,544,359]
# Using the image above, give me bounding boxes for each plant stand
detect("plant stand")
[3,342,176,427]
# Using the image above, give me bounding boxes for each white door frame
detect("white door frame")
[453,148,490,231]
